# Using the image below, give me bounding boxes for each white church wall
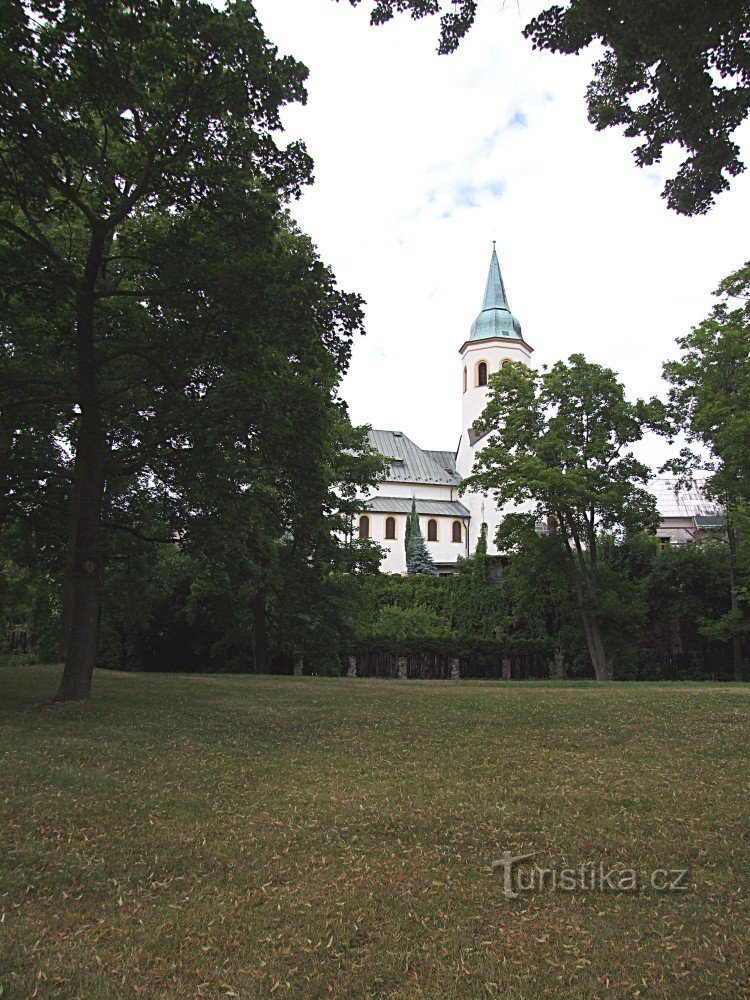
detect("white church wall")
[457,340,533,450]
[368,481,456,501]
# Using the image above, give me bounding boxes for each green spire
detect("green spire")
[481,243,510,312]
[469,243,524,343]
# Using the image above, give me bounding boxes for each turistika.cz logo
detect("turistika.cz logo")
[491,851,689,899]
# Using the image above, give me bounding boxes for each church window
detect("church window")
[427,518,438,542]
[385,516,396,540]
[451,520,462,543]
[501,359,512,369]
[476,361,488,387]
[463,367,467,393]
[358,515,370,539]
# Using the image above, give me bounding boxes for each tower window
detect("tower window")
[476,361,488,387]
[451,520,462,543]
[501,359,512,369]
[463,367,467,393]
[385,516,396,540]
[427,518,438,542]
[358,515,370,539]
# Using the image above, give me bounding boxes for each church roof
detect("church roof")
[368,429,460,486]
[364,496,470,517]
[469,244,523,342]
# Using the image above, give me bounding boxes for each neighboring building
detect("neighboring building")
[650,478,724,546]
[358,245,721,574]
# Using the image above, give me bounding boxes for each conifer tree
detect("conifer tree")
[407,522,438,576]
[404,496,419,560]
[472,522,490,589]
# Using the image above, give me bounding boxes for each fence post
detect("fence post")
[553,650,565,680]
[347,655,357,678]
[450,657,460,681]
[397,656,408,680]
[293,658,303,677]
[502,657,511,680]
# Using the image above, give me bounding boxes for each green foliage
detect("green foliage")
[464,354,665,678]
[663,262,750,677]
[367,604,451,641]
[406,518,437,576]
[348,0,750,215]
[0,0,384,696]
[472,522,489,589]
[404,496,418,560]
[664,261,750,504]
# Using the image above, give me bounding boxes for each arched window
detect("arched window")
[452,520,462,543]
[463,367,467,393]
[358,515,370,539]
[427,518,438,542]
[385,516,396,540]
[501,359,512,369]
[476,361,488,387]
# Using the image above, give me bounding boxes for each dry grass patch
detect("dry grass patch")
[1,666,748,998]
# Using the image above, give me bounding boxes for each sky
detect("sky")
[254,0,750,467]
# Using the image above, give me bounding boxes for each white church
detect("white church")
[357,245,721,574]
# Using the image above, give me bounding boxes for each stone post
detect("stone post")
[450,657,460,681]
[293,658,303,677]
[501,657,511,681]
[347,655,357,678]
[397,656,408,680]
[553,650,566,680]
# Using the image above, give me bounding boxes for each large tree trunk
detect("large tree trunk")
[570,570,613,681]
[54,242,106,702]
[54,420,106,701]
[253,585,270,673]
[586,613,614,681]
[58,460,83,661]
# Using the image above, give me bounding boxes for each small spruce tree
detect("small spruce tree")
[407,523,438,576]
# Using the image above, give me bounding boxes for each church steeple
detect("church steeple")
[469,244,523,342]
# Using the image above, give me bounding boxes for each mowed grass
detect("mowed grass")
[0,667,748,999]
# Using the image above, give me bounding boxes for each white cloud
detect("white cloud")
[255,0,750,466]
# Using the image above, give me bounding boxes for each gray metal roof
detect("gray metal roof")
[364,495,470,517]
[649,477,722,519]
[368,429,460,486]
[424,450,459,475]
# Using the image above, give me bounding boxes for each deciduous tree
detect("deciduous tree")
[464,354,664,679]
[663,262,750,680]
[0,0,370,701]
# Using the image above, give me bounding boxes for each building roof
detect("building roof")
[368,429,460,486]
[650,477,723,519]
[469,244,524,343]
[364,495,470,518]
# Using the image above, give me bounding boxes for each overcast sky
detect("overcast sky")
[254,0,750,466]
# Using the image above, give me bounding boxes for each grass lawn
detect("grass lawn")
[0,666,748,999]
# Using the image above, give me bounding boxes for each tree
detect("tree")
[0,0,367,701]
[404,495,419,560]
[346,0,750,215]
[471,521,490,589]
[464,354,664,680]
[663,262,750,680]
[406,520,438,576]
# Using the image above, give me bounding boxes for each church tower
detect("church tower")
[456,244,534,552]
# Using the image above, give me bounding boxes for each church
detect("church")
[357,245,721,574]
